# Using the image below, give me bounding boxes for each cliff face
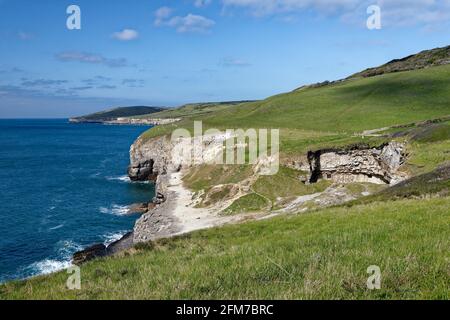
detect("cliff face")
[307,142,407,184]
[128,135,174,182]
[128,132,231,182]
[128,133,232,243]
[128,133,407,244]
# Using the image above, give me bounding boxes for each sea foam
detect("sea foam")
[100,204,130,216]
[106,175,131,182]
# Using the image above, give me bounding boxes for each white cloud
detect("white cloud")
[111,29,139,41]
[154,7,215,33]
[168,14,216,33]
[154,6,173,26]
[56,52,128,68]
[222,0,359,16]
[222,0,450,27]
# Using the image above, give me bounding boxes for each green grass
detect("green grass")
[201,185,235,207]
[183,165,254,192]
[222,193,270,215]
[133,101,255,119]
[410,123,450,143]
[2,197,449,300]
[351,45,450,78]
[141,65,450,142]
[253,166,331,204]
[349,165,449,206]
[406,140,450,174]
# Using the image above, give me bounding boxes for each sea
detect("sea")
[0,119,155,283]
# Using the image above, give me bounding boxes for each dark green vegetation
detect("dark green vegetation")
[141,64,450,151]
[2,197,448,299]
[222,193,270,215]
[252,166,331,206]
[183,165,254,192]
[135,101,257,120]
[70,106,166,122]
[351,45,450,78]
[349,165,450,206]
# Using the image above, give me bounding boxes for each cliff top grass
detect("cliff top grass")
[203,65,450,133]
[139,64,450,155]
[350,45,450,79]
[252,166,331,204]
[131,101,256,120]
[71,106,165,121]
[2,196,449,300]
[347,165,450,207]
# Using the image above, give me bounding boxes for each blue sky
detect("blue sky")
[0,0,449,118]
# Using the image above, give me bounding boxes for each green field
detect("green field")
[2,197,448,299]
[141,64,450,143]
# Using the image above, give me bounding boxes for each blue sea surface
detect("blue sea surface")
[0,119,155,283]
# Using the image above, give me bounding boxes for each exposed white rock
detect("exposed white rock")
[308,142,407,185]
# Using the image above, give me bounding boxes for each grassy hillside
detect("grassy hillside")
[142,65,450,145]
[71,106,166,122]
[351,45,450,78]
[133,101,257,120]
[2,197,448,300]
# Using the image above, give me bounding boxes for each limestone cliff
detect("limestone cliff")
[128,133,407,244]
[128,133,232,243]
[307,142,407,184]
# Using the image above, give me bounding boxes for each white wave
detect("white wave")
[106,175,130,182]
[31,259,72,275]
[99,205,130,216]
[106,175,152,184]
[102,231,128,247]
[57,240,84,258]
[99,207,110,214]
[48,224,64,231]
[24,240,83,278]
[112,205,129,215]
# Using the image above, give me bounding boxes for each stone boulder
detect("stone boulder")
[72,244,107,266]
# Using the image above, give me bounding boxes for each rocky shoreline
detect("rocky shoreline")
[69,117,181,126]
[73,129,408,265]
[72,131,249,264]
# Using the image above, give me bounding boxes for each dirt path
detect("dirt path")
[168,171,239,235]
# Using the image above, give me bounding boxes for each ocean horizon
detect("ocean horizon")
[0,119,155,283]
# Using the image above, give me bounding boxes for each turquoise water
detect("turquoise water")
[0,119,155,282]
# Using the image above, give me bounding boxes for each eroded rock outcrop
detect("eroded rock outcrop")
[129,132,408,245]
[129,133,233,243]
[307,142,407,185]
[72,244,107,265]
[128,135,174,182]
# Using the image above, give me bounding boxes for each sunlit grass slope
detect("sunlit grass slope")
[1,197,449,299]
[142,65,450,141]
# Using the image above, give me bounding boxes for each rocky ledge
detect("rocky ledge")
[73,134,409,264]
[72,232,134,265]
[307,142,407,184]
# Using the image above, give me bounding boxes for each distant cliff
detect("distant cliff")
[69,106,166,123]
